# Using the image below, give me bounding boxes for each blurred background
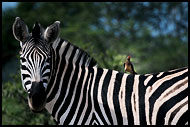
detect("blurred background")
[2,2,188,125]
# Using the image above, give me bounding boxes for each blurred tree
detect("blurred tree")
[2,8,17,65]
[2,70,56,125]
[2,2,188,125]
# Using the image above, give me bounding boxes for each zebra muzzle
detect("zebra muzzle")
[28,81,47,112]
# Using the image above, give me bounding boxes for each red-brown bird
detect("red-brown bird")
[124,56,137,74]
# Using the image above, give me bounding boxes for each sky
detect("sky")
[2,2,18,10]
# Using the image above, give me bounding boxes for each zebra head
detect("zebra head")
[12,17,60,112]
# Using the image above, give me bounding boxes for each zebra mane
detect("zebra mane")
[59,38,97,68]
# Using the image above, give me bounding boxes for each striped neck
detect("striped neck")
[45,38,97,112]
[53,38,97,68]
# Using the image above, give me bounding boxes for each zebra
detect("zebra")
[12,17,188,125]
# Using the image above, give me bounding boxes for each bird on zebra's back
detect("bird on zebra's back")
[124,56,137,74]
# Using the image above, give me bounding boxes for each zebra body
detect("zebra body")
[46,38,188,125]
[12,17,188,125]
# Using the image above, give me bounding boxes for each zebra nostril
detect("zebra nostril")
[28,81,46,111]
[29,81,45,98]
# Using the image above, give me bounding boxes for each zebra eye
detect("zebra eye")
[20,57,26,62]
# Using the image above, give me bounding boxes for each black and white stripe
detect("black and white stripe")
[44,38,188,125]
[20,37,51,93]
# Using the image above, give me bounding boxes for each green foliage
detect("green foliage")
[2,2,188,125]
[2,73,56,125]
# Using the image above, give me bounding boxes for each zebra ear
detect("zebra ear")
[12,17,30,43]
[44,21,60,44]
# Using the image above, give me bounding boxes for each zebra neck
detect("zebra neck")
[52,38,96,68]
[45,38,97,123]
[45,65,94,123]
[46,38,97,101]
